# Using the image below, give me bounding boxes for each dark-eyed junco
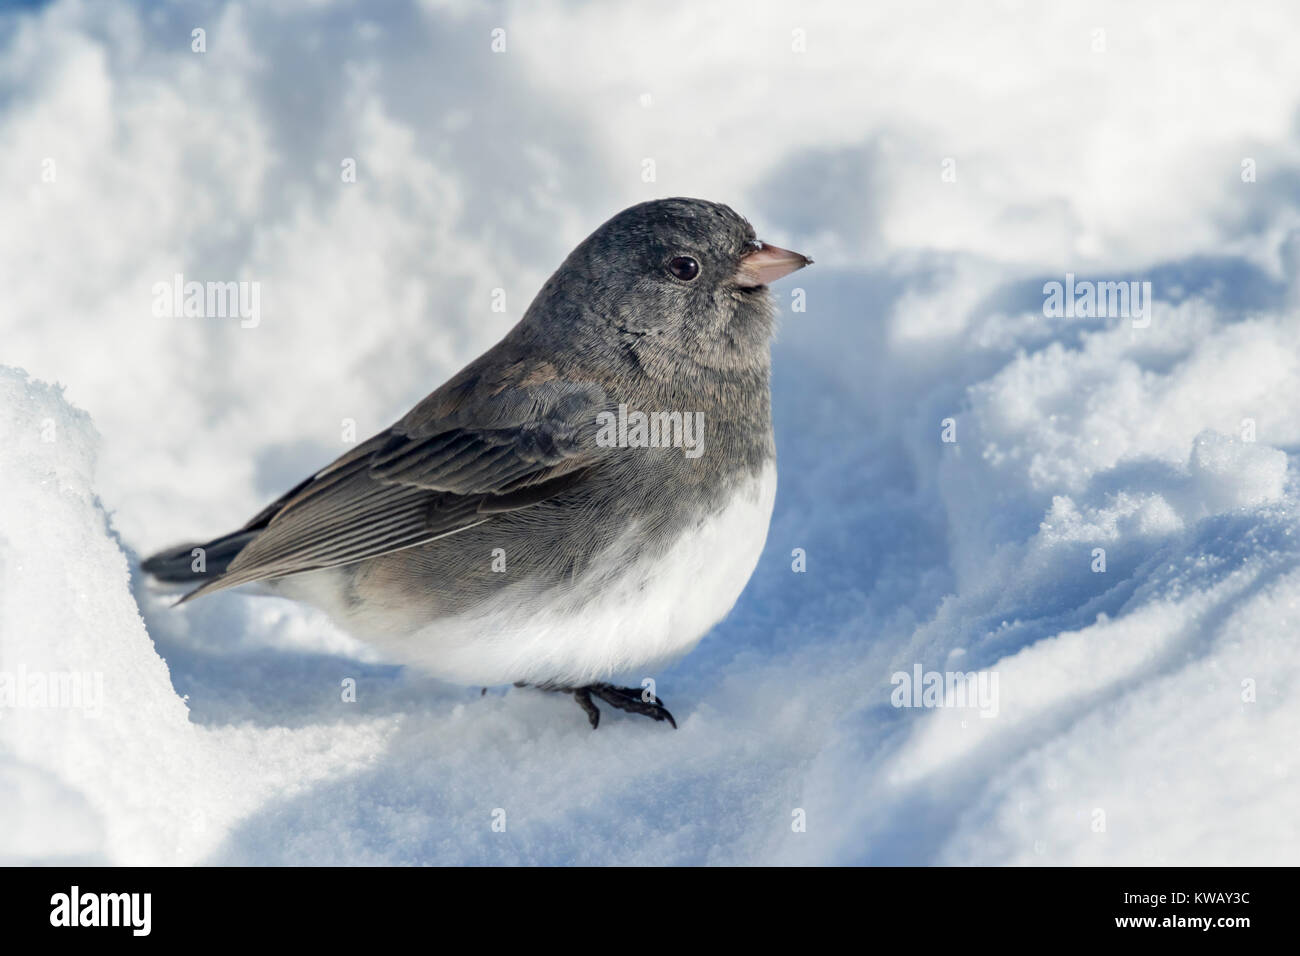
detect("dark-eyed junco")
[143,198,811,728]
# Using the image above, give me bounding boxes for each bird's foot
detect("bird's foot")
[580,683,677,729]
[520,681,677,729]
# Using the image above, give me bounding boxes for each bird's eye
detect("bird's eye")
[667,256,700,281]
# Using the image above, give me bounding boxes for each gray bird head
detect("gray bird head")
[519,198,811,375]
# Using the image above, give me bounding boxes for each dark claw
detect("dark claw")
[587,683,677,729]
[517,681,677,729]
[572,686,601,729]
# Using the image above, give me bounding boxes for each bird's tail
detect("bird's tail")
[141,530,259,587]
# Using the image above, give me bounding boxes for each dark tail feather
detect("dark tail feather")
[141,530,260,589]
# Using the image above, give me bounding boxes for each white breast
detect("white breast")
[337,462,778,687]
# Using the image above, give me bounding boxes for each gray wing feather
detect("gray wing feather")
[179,379,607,601]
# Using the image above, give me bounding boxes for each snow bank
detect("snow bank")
[0,368,384,864]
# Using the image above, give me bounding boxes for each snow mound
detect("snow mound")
[0,368,383,864]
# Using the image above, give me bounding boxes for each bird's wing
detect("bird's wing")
[180,377,608,601]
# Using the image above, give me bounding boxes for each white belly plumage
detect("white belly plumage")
[279,463,777,687]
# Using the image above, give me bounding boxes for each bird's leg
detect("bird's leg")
[572,686,601,729]
[515,681,676,729]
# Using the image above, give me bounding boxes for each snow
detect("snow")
[2,0,1299,864]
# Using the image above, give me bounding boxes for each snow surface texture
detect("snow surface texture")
[2,0,1299,865]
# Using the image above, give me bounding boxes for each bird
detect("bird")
[142,197,811,729]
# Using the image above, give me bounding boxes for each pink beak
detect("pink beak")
[734,241,813,287]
